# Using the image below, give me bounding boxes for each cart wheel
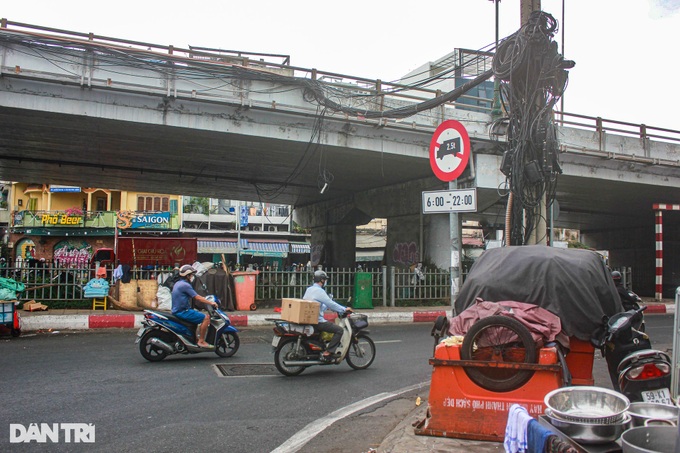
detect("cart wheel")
[250,303,257,311]
[460,315,537,392]
[10,328,21,337]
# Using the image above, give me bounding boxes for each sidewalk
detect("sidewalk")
[14,299,676,332]
[16,304,458,332]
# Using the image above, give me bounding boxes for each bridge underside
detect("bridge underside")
[2,104,680,236]
[0,106,435,208]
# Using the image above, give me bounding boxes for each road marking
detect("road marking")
[271,381,428,453]
[373,340,402,344]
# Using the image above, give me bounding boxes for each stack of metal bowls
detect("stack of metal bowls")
[544,386,631,444]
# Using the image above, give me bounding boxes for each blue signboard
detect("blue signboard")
[50,185,81,193]
[240,206,249,228]
[130,212,171,229]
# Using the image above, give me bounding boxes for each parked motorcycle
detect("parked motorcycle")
[270,312,375,376]
[591,306,672,404]
[136,296,240,362]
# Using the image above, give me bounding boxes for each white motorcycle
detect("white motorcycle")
[270,312,375,376]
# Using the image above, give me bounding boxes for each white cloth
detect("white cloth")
[504,404,533,453]
[156,286,172,311]
[112,265,123,283]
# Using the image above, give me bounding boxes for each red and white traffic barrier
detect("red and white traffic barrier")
[653,203,680,300]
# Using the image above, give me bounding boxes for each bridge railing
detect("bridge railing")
[3,19,679,144]
[556,111,680,144]
[0,19,494,120]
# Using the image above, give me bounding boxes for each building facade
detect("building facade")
[5,183,310,271]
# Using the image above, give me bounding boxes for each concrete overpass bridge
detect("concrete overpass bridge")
[1,20,679,296]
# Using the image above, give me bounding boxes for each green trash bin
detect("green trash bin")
[353,272,373,309]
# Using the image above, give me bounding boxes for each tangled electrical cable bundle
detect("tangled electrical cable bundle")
[492,11,574,246]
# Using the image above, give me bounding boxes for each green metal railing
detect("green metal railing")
[4,263,459,306]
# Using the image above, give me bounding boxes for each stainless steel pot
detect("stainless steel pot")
[544,386,630,424]
[621,425,677,453]
[627,402,679,428]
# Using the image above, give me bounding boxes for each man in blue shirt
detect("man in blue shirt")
[302,270,352,360]
[172,265,218,348]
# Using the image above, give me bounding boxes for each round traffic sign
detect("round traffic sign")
[429,119,471,182]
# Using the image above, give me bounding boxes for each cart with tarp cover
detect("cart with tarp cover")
[416,245,623,441]
[0,277,25,337]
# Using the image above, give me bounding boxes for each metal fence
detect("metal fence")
[3,262,457,307]
[1,261,166,304]
[256,266,457,307]
[1,262,94,303]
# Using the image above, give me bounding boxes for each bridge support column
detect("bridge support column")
[385,213,453,271]
[309,224,356,269]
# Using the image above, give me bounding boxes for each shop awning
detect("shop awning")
[241,240,289,258]
[290,242,311,254]
[198,240,312,257]
[356,250,384,262]
[197,240,246,254]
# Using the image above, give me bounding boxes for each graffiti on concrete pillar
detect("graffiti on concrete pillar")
[392,241,418,266]
[310,244,324,267]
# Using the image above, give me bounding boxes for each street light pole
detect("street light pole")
[236,201,241,267]
[490,0,502,117]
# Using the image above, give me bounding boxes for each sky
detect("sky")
[2,0,679,130]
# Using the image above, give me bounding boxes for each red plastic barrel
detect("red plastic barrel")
[231,271,259,311]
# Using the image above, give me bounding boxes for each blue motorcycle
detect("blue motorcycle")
[136,296,239,362]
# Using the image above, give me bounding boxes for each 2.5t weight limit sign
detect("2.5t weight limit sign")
[422,188,477,214]
[429,120,471,182]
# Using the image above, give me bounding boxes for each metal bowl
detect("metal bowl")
[627,402,679,427]
[544,386,630,424]
[545,409,631,444]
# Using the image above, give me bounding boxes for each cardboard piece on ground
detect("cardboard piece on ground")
[23,300,49,311]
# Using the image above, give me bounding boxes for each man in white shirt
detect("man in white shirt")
[302,270,352,361]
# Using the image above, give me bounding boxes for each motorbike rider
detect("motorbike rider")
[611,270,641,311]
[303,270,352,361]
[172,264,218,348]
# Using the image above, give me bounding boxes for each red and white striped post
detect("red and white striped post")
[653,203,680,300]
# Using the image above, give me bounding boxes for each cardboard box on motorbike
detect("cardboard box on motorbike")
[281,298,319,324]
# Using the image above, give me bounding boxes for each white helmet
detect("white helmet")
[313,270,328,283]
[179,264,196,277]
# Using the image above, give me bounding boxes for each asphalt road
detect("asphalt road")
[1,314,675,453]
[0,323,434,453]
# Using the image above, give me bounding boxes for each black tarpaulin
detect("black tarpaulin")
[454,245,622,341]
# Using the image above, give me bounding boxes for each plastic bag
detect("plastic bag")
[0,277,25,300]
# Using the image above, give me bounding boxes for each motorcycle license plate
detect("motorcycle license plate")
[271,336,281,348]
[641,388,673,405]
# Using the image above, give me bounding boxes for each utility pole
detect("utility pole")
[490,0,502,118]
[520,0,541,25]
[520,0,548,246]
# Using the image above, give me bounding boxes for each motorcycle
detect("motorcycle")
[591,306,672,404]
[270,311,375,376]
[617,285,645,330]
[136,296,240,362]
